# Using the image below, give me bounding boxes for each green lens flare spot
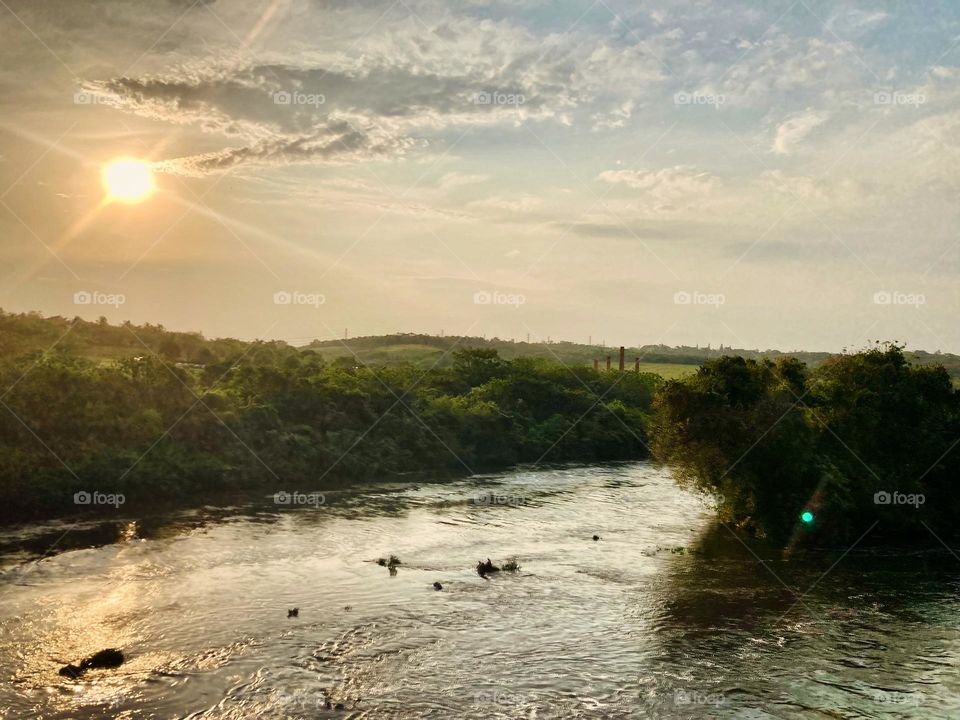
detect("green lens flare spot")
[800,511,814,524]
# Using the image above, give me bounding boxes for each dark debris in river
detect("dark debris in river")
[58,648,125,679]
[477,557,521,577]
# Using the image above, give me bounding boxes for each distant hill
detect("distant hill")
[0,310,271,365]
[2,310,958,380]
[305,333,834,365]
[307,333,960,380]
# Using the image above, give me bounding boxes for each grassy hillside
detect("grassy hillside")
[2,310,959,381]
[307,333,960,380]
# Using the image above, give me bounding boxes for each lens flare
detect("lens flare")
[800,511,814,524]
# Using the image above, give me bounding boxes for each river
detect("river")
[1,462,958,718]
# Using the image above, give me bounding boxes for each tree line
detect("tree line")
[0,341,654,522]
[2,310,957,548]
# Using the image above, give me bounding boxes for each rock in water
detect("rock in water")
[433,582,443,591]
[476,558,500,577]
[59,648,125,678]
[83,648,124,669]
[288,608,299,617]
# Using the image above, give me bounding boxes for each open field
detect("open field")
[634,362,700,379]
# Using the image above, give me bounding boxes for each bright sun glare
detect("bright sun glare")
[102,158,155,203]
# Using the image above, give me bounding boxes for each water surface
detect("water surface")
[1,462,959,718]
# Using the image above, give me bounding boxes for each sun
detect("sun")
[102,158,155,203]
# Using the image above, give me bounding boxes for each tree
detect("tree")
[654,346,960,546]
[452,348,508,388]
[159,338,181,361]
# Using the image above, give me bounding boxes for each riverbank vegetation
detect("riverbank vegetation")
[653,344,960,546]
[0,323,654,522]
[4,311,959,547]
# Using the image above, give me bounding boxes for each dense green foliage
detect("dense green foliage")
[0,340,656,523]
[653,345,960,546]
[0,310,258,364]
[5,310,960,547]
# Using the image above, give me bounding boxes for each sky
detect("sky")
[1,0,959,352]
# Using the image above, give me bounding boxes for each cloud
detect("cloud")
[724,237,848,262]
[71,8,677,175]
[596,166,719,213]
[467,195,542,212]
[83,48,577,174]
[591,100,635,131]
[772,109,830,155]
[567,218,726,242]
[437,172,489,189]
[154,119,419,175]
[826,8,889,37]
